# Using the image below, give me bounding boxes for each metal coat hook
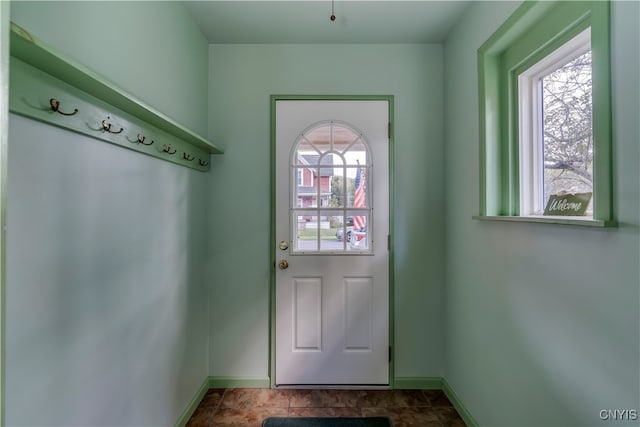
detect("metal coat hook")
[183,152,195,161]
[137,133,154,145]
[50,98,78,116]
[162,144,177,155]
[127,133,154,145]
[199,159,209,167]
[101,116,123,134]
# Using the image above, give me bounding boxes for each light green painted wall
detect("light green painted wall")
[444,1,639,426]
[207,44,445,379]
[6,2,210,426]
[10,1,209,136]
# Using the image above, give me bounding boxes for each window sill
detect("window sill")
[472,215,617,228]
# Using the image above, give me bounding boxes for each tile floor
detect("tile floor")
[186,388,466,427]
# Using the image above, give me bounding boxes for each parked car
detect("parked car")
[336,227,354,242]
[349,227,367,249]
[336,218,367,248]
[336,218,354,242]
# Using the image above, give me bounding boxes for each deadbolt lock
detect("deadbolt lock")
[279,240,289,250]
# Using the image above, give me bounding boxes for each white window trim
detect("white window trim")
[297,168,303,187]
[518,28,592,216]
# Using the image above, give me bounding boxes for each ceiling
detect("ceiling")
[183,1,471,44]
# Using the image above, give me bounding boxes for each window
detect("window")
[519,29,593,216]
[477,1,614,226]
[291,121,372,252]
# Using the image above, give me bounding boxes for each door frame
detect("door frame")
[1,1,9,423]
[269,95,395,388]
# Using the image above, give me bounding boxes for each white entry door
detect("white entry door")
[274,99,389,385]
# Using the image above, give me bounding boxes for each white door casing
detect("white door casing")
[274,99,389,385]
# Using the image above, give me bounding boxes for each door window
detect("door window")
[291,121,371,253]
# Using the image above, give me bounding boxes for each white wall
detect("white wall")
[6,2,211,425]
[443,1,640,425]
[207,44,446,381]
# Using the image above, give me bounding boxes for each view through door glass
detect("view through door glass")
[292,121,371,253]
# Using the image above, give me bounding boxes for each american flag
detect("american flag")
[353,165,366,230]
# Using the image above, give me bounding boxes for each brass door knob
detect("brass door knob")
[279,259,289,270]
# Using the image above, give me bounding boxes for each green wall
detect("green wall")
[207,44,446,380]
[6,2,210,425]
[10,1,209,136]
[443,1,640,425]
[6,2,637,425]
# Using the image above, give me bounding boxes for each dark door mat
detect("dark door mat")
[262,417,391,427]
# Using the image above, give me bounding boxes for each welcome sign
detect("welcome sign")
[544,192,592,216]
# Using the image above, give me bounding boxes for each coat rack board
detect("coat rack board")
[8,23,223,171]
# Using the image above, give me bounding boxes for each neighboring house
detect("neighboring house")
[296,153,334,210]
